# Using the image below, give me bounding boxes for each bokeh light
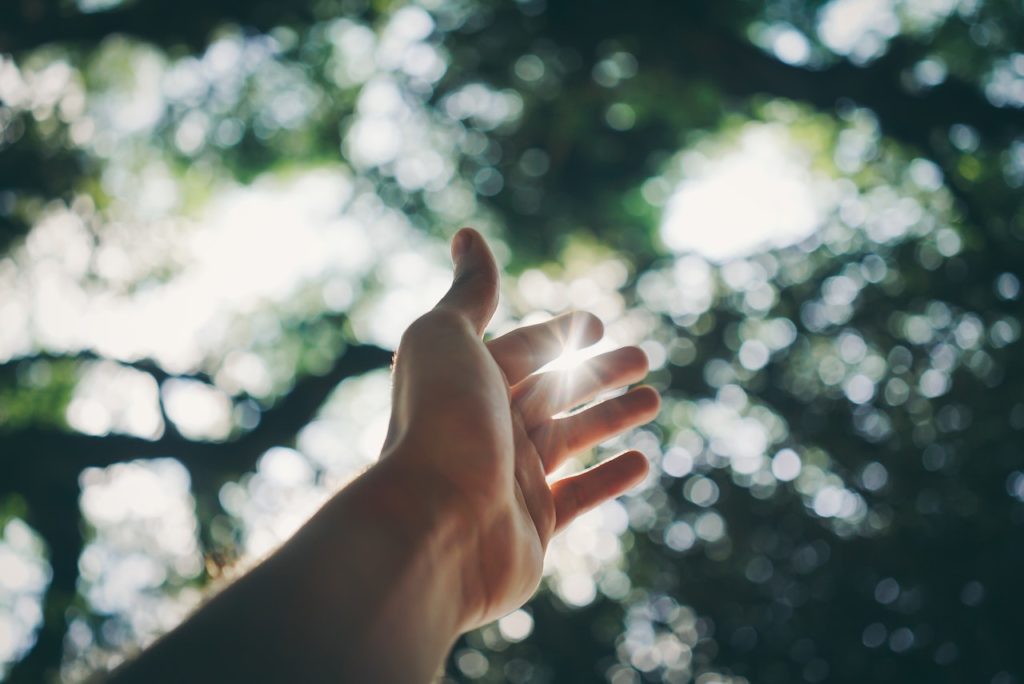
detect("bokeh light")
[3,0,1023,682]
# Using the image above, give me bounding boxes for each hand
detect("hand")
[105,227,661,684]
[383,227,660,630]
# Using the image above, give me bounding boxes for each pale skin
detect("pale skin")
[107,228,660,683]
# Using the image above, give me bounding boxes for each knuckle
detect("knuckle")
[399,314,433,346]
[424,307,471,330]
[400,309,470,348]
[516,325,545,360]
[450,268,498,307]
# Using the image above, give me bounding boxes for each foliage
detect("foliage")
[0,0,1022,682]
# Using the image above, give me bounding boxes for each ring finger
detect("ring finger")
[530,385,661,474]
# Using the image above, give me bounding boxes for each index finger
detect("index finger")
[486,311,603,385]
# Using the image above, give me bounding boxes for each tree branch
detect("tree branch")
[680,31,1023,146]
[4,479,83,684]
[533,4,1024,150]
[0,350,216,387]
[1,341,393,493]
[0,0,317,54]
[1,335,391,681]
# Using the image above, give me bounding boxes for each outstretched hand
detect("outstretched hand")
[383,227,660,630]
[106,227,660,684]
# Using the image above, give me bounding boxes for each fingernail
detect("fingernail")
[452,228,473,262]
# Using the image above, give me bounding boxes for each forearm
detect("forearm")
[107,457,469,683]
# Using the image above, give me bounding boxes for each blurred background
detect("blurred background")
[1,0,1022,682]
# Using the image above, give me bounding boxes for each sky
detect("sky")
[659,124,828,262]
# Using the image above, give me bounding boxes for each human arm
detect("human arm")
[106,228,660,682]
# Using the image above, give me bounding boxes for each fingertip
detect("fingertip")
[552,449,650,534]
[630,385,662,416]
[618,449,650,485]
[451,226,477,263]
[617,345,651,377]
[439,227,499,334]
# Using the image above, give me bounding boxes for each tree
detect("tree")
[0,0,1022,682]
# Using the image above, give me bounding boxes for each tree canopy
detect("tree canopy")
[0,0,1022,682]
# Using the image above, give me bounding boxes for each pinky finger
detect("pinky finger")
[550,450,649,535]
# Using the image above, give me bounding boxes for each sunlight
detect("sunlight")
[534,311,620,378]
[4,0,1019,678]
[817,0,898,62]
[660,124,827,263]
[540,341,606,375]
[75,458,203,669]
[0,520,49,678]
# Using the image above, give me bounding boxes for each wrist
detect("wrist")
[360,454,481,632]
[248,455,474,682]
[107,457,473,684]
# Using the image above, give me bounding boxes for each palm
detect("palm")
[387,229,659,629]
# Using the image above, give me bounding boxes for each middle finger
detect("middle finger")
[512,345,649,429]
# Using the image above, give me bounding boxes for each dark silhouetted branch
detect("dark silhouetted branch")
[1,342,393,493]
[0,334,391,680]
[4,479,83,684]
[681,31,1023,147]
[0,0,317,54]
[533,4,1024,150]
[0,350,216,386]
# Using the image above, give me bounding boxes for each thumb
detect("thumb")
[435,227,499,335]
